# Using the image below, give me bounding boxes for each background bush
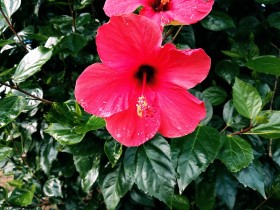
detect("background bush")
[0,0,280,209]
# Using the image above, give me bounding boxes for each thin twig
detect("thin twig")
[0,4,28,52]
[0,81,53,104]
[90,0,96,18]
[171,25,184,43]
[163,26,175,42]
[229,124,253,136]
[67,0,76,32]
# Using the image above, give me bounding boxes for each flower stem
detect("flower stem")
[0,4,28,52]
[68,0,76,32]
[0,81,53,104]
[171,25,183,43]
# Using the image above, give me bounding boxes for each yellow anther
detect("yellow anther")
[136,95,148,118]
[161,0,170,5]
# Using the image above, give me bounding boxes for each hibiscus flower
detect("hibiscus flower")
[74,14,211,147]
[103,0,214,28]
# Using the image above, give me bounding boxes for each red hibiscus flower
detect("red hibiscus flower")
[74,14,211,147]
[103,0,214,28]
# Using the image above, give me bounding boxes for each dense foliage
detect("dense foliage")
[1,0,280,209]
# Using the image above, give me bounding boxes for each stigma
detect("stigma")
[161,0,170,5]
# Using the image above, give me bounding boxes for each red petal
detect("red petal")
[171,0,214,24]
[105,89,160,147]
[155,46,211,89]
[96,14,162,72]
[140,7,175,28]
[75,63,136,117]
[103,0,144,17]
[157,84,206,138]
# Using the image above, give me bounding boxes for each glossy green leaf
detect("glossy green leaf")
[172,194,190,210]
[43,178,63,197]
[104,139,122,167]
[74,115,105,133]
[0,0,21,18]
[0,96,26,128]
[267,12,280,29]
[59,33,87,55]
[251,111,280,138]
[0,39,14,47]
[99,148,136,210]
[45,123,85,145]
[215,167,238,210]
[116,147,137,196]
[215,60,240,84]
[235,161,266,198]
[171,126,223,193]
[74,154,100,192]
[0,145,13,161]
[272,140,280,167]
[246,56,280,76]
[8,185,35,206]
[218,135,254,172]
[223,100,235,127]
[203,86,227,106]
[40,138,58,175]
[233,78,262,119]
[195,180,215,210]
[189,90,213,125]
[201,10,235,31]
[135,136,176,208]
[13,46,53,83]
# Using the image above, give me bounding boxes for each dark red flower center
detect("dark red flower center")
[135,65,155,85]
[152,0,170,12]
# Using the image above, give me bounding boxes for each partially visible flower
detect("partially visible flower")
[75,14,211,147]
[104,0,214,28]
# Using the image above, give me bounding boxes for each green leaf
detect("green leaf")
[235,161,267,198]
[246,56,280,76]
[267,12,280,29]
[215,167,238,210]
[135,136,176,208]
[104,139,122,167]
[99,148,136,210]
[0,96,26,128]
[74,115,105,133]
[195,180,216,210]
[189,90,213,125]
[214,60,240,84]
[172,194,190,210]
[255,0,280,4]
[74,153,100,192]
[171,126,223,193]
[251,111,280,138]
[223,100,235,127]
[272,140,280,167]
[40,138,58,175]
[115,148,137,196]
[201,10,235,31]
[8,185,36,206]
[43,178,63,197]
[203,86,227,106]
[0,39,14,47]
[58,33,87,55]
[0,0,21,18]
[233,78,262,119]
[45,123,85,145]
[13,46,53,83]
[0,145,13,161]
[218,135,254,172]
